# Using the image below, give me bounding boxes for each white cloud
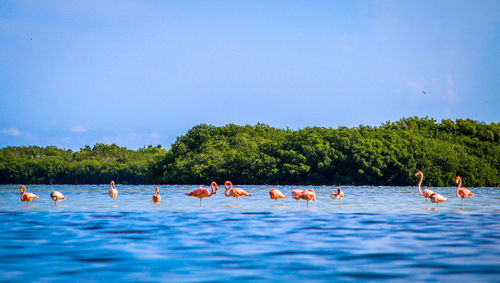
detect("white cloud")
[150,132,161,140]
[444,74,458,104]
[0,127,21,136]
[71,126,87,133]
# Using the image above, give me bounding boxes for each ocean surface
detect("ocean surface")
[1,184,499,282]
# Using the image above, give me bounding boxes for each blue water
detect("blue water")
[1,185,499,282]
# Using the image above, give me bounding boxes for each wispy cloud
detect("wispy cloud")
[0,127,21,136]
[150,132,161,140]
[71,126,87,133]
[444,74,457,104]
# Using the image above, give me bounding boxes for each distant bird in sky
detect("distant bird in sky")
[20,185,39,205]
[224,181,251,207]
[422,90,427,95]
[269,188,286,206]
[50,191,67,206]
[186,182,219,206]
[456,176,474,209]
[152,186,161,206]
[109,180,118,205]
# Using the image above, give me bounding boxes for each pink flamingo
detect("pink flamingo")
[185,182,219,206]
[301,189,316,208]
[269,188,286,206]
[331,188,344,201]
[109,180,118,205]
[152,186,161,206]
[292,189,304,207]
[50,191,67,206]
[456,176,474,208]
[224,181,251,207]
[415,171,436,208]
[429,192,448,209]
[20,185,39,205]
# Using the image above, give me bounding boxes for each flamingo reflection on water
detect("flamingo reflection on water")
[224,181,251,207]
[186,182,219,206]
[109,181,118,205]
[456,176,474,209]
[20,185,39,206]
[269,188,286,206]
[152,186,161,206]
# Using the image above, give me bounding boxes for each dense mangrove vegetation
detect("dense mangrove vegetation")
[0,144,166,184]
[1,117,499,186]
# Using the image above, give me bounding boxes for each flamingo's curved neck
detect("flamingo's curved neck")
[209,182,218,197]
[155,187,159,195]
[20,187,26,195]
[224,182,232,197]
[456,178,462,197]
[417,173,424,196]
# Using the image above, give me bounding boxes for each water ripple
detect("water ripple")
[0,185,499,281]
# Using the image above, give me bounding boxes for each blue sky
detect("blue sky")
[1,1,499,150]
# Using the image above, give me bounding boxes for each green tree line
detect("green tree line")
[1,117,499,186]
[0,143,166,184]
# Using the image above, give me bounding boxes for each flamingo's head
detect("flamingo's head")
[224,181,232,190]
[414,171,422,177]
[111,180,115,185]
[20,185,26,193]
[155,186,159,194]
[455,176,461,184]
[338,188,343,193]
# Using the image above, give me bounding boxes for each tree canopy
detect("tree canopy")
[1,117,498,186]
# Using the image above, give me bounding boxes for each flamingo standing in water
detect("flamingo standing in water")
[20,185,39,205]
[301,189,316,208]
[186,182,219,206]
[224,181,251,207]
[456,176,474,208]
[109,180,118,205]
[152,187,161,206]
[429,192,448,209]
[269,188,286,206]
[415,171,436,208]
[50,191,67,206]
[415,171,447,209]
[292,189,304,207]
[331,188,344,201]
